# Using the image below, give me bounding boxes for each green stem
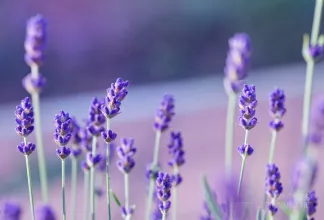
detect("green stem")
[124,173,130,219]
[71,157,78,220]
[106,119,112,220]
[83,171,90,220]
[90,136,97,220]
[24,151,35,220]
[225,92,237,180]
[301,0,324,151]
[30,89,49,203]
[145,131,162,220]
[62,159,67,220]
[172,166,179,220]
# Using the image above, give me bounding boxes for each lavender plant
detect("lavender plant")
[23,14,49,203]
[15,97,36,220]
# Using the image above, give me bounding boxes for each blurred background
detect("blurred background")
[1,0,324,219]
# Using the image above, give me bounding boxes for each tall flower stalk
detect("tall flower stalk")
[167,132,185,220]
[23,14,49,203]
[100,78,129,220]
[15,97,36,220]
[116,138,137,219]
[146,95,175,220]
[301,0,324,151]
[53,111,73,220]
[236,85,257,195]
[223,33,252,180]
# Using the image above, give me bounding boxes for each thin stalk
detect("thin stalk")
[145,131,162,220]
[172,166,179,220]
[70,157,78,220]
[62,159,67,220]
[83,171,90,220]
[237,130,249,196]
[24,136,35,220]
[301,0,324,151]
[124,173,130,219]
[30,65,49,203]
[90,136,97,220]
[225,92,237,180]
[106,119,112,220]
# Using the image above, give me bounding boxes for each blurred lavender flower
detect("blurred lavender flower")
[116,138,137,174]
[238,84,258,130]
[156,172,172,215]
[17,142,36,155]
[154,95,175,132]
[223,33,252,94]
[265,163,283,216]
[35,204,56,220]
[100,78,129,119]
[291,158,317,192]
[269,88,286,132]
[53,111,72,159]
[1,201,21,220]
[306,191,317,219]
[15,97,34,137]
[88,98,106,136]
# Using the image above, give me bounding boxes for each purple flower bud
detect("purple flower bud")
[306,191,317,218]
[101,129,117,143]
[1,201,22,220]
[154,95,175,132]
[17,142,36,156]
[15,97,34,137]
[24,14,47,67]
[35,204,56,220]
[237,144,254,157]
[224,33,252,94]
[56,146,71,160]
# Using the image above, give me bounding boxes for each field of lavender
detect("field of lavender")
[1,1,324,220]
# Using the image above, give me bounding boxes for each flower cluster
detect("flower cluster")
[101,78,129,119]
[269,88,286,132]
[116,138,137,174]
[154,95,175,132]
[53,111,72,159]
[265,163,283,216]
[223,33,252,94]
[238,84,258,130]
[306,191,318,219]
[168,132,185,186]
[156,172,172,214]
[87,98,106,136]
[15,97,34,137]
[1,201,22,220]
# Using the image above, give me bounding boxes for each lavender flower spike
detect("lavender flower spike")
[156,172,172,218]
[265,163,283,218]
[238,84,258,130]
[224,33,252,94]
[15,97,34,137]
[306,191,318,219]
[1,201,22,220]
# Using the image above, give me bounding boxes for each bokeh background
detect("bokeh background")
[1,1,324,219]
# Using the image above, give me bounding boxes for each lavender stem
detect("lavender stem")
[62,159,67,220]
[83,171,90,220]
[225,92,237,179]
[237,130,249,196]
[31,65,49,203]
[301,0,324,151]
[24,137,35,220]
[145,131,162,220]
[124,173,130,220]
[70,157,78,220]
[90,136,97,220]
[172,166,179,220]
[106,119,112,220]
